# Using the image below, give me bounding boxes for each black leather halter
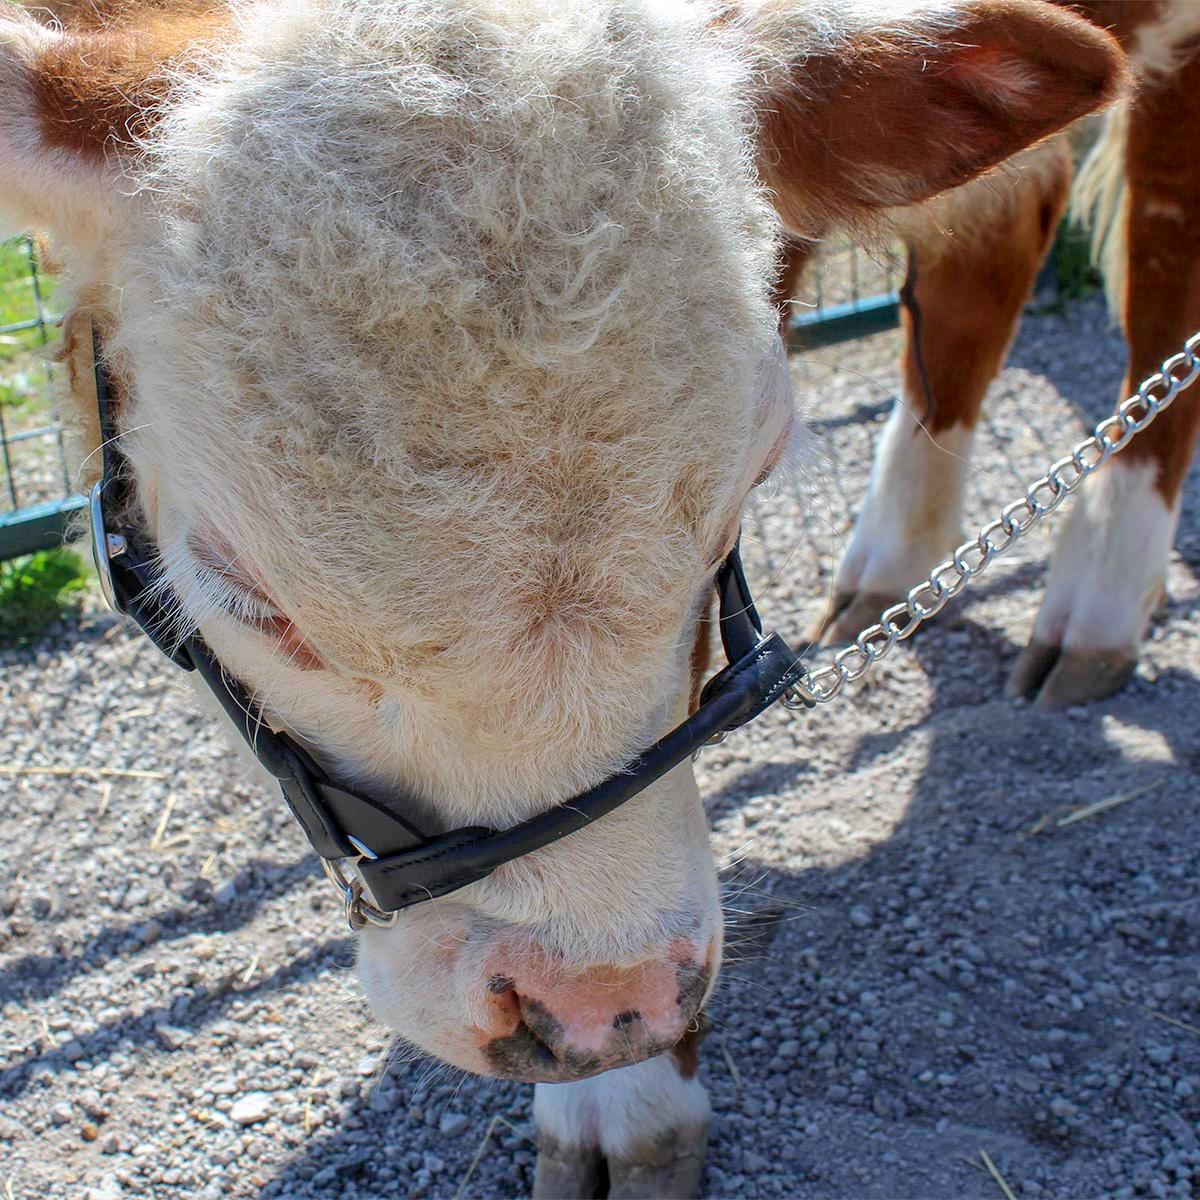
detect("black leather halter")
[87,334,813,919]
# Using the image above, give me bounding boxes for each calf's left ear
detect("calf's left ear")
[740,0,1130,236]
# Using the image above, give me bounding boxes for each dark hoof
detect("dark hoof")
[1007,640,1136,710]
[606,1121,709,1200]
[1005,638,1061,701]
[533,1134,606,1200]
[533,1121,709,1200]
[1034,647,1137,711]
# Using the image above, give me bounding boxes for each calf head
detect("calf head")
[0,0,1123,1081]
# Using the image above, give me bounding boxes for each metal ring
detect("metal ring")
[321,856,398,930]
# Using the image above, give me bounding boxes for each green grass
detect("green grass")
[0,237,59,365]
[0,237,61,456]
[1052,219,1103,302]
[0,370,41,412]
[0,548,92,644]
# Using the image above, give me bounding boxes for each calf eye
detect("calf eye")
[187,533,325,670]
[245,608,325,672]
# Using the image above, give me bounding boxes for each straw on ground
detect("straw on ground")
[1026,777,1165,836]
[0,765,166,779]
[980,1149,1017,1200]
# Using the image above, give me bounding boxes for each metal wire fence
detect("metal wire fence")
[0,235,899,562]
[0,236,85,561]
[789,240,901,348]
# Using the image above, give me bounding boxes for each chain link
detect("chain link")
[783,330,1200,710]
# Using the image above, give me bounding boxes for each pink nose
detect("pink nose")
[477,941,712,1082]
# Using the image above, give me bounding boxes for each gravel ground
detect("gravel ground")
[2,293,1199,1200]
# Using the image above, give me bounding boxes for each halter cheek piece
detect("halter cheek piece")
[87,334,815,925]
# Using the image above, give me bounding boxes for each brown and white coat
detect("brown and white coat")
[799,0,1200,713]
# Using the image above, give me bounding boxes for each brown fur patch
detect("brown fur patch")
[31,2,227,161]
[898,147,1071,435]
[669,1011,711,1080]
[773,238,816,333]
[1116,51,1200,503]
[56,304,119,490]
[758,0,1128,236]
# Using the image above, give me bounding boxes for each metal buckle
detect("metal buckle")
[781,666,817,710]
[321,855,398,931]
[88,482,127,614]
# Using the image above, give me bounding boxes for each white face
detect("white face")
[32,0,791,1081]
[151,313,794,1083]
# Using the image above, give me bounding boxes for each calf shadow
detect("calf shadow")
[253,625,1200,1198]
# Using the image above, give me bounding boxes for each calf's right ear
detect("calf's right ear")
[741,0,1130,236]
[0,11,120,243]
[0,3,218,246]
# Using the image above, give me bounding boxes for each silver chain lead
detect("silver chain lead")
[782,330,1200,709]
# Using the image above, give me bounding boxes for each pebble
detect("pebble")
[849,907,873,929]
[229,1093,273,1126]
[439,1112,469,1137]
[154,1024,191,1051]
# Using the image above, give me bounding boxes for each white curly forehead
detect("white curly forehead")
[115,0,784,711]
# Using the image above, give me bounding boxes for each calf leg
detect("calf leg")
[533,1039,710,1200]
[1011,61,1200,709]
[774,236,817,332]
[809,148,1071,643]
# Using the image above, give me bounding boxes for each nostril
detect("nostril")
[675,960,711,1019]
[612,1009,642,1030]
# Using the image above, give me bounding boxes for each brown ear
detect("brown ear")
[29,1,224,162]
[0,1,221,239]
[746,0,1130,236]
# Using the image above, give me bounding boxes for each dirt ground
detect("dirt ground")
[1,292,1198,1199]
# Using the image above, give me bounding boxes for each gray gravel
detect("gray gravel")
[3,293,1200,1199]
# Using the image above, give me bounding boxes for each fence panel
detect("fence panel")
[0,236,83,561]
[787,241,901,349]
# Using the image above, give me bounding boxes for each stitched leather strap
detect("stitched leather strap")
[357,629,806,910]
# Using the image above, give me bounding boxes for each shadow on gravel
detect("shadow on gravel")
[1005,309,1126,426]
[0,911,347,1105]
[701,717,1200,1193]
[250,653,1200,1199]
[257,1072,528,1200]
[0,855,319,1010]
[908,640,1200,778]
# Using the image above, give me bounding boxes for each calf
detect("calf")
[801,0,1200,713]
[0,0,1123,1193]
